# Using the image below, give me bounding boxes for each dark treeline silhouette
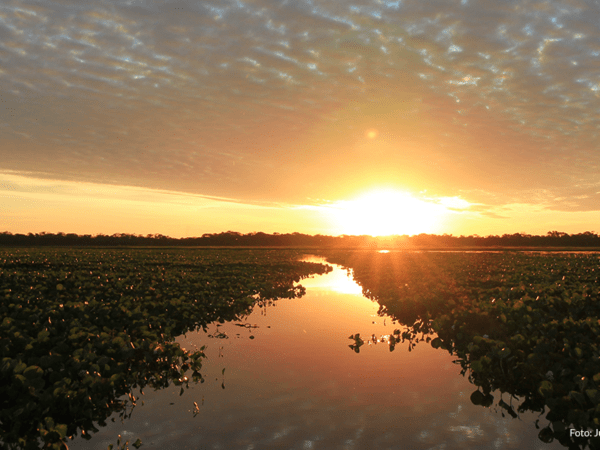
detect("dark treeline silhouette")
[1,230,600,248]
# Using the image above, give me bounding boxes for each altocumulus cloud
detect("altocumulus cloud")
[1,0,600,213]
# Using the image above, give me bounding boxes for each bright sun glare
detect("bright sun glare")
[330,190,447,236]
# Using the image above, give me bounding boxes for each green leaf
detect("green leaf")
[54,423,68,439]
[585,389,600,403]
[499,347,511,358]
[470,390,485,406]
[538,427,554,443]
[14,361,27,373]
[38,330,50,341]
[569,390,586,406]
[23,365,43,379]
[470,360,483,373]
[44,416,55,430]
[538,380,553,397]
[26,377,45,391]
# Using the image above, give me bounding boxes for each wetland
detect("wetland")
[1,249,600,449]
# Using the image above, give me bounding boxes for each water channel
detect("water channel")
[71,257,563,450]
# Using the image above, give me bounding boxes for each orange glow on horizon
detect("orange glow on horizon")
[326,189,448,237]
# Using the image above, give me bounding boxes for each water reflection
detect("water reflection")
[71,260,563,450]
[299,255,363,295]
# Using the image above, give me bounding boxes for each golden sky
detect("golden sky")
[1,0,600,237]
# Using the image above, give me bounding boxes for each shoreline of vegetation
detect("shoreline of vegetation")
[4,245,600,253]
[2,230,600,249]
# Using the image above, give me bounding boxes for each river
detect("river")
[70,256,563,450]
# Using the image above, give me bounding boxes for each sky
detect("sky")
[1,0,600,237]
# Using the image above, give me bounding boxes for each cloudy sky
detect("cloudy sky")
[2,0,600,237]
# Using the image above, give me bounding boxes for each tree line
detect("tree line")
[1,230,600,248]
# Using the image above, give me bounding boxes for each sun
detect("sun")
[328,189,446,236]
[366,128,378,139]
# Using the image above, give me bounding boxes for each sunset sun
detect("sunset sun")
[330,190,446,236]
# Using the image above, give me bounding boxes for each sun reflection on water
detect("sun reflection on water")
[299,256,363,295]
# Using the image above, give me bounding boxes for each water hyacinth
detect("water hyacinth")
[0,248,331,449]
[320,250,600,449]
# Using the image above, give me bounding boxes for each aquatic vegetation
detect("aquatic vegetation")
[0,248,331,449]
[323,250,600,450]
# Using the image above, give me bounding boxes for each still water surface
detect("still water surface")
[72,257,563,450]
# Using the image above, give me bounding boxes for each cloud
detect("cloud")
[1,0,600,214]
